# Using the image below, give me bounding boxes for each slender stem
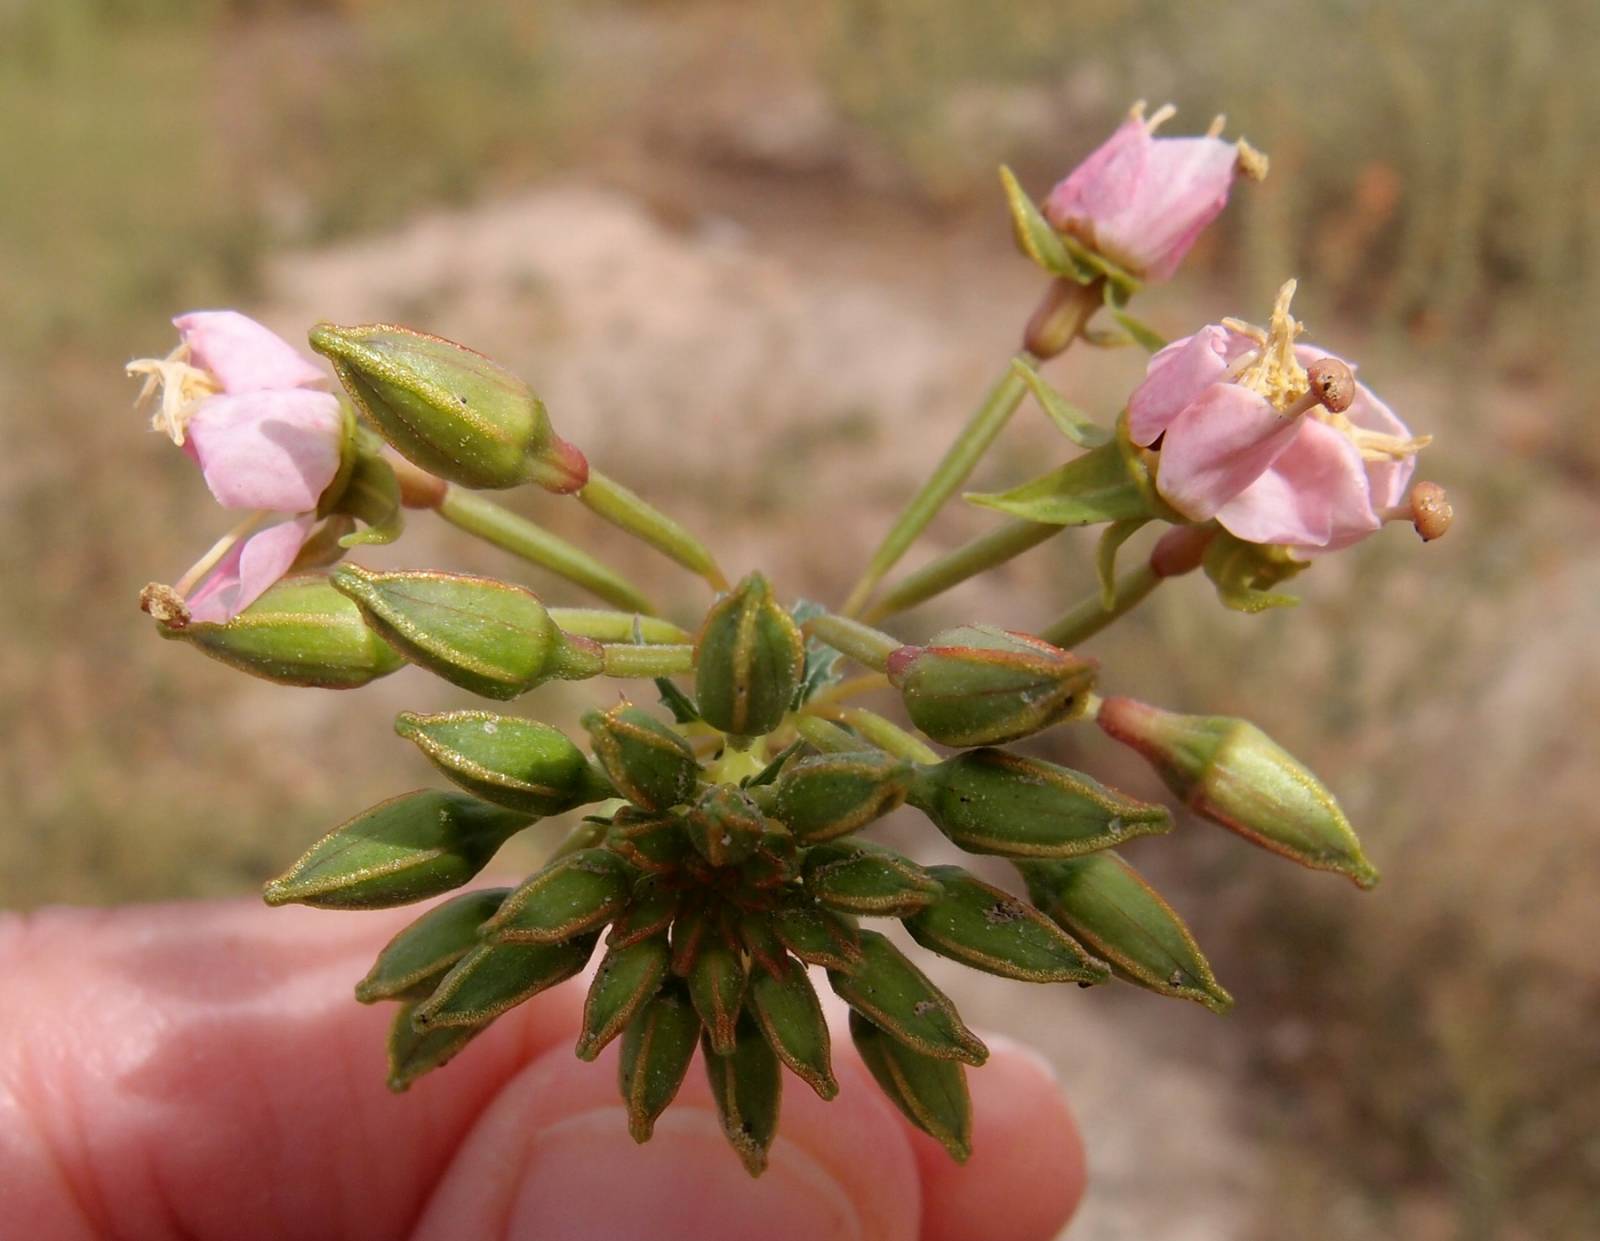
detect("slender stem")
[801,614,900,672]
[841,279,1102,618]
[436,485,656,614]
[1040,563,1162,649]
[578,470,729,592]
[829,707,940,765]
[550,608,690,645]
[801,672,891,714]
[600,643,696,678]
[863,518,1061,623]
[793,715,862,755]
[173,509,270,595]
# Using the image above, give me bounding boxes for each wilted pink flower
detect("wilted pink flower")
[129,311,344,622]
[1045,102,1267,282]
[1128,281,1430,551]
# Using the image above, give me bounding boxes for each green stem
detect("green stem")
[863,518,1061,623]
[550,608,690,645]
[578,470,729,592]
[801,614,901,672]
[436,485,656,614]
[831,707,939,765]
[793,715,862,755]
[1040,563,1162,649]
[600,643,696,678]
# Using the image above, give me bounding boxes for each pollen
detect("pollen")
[126,342,221,446]
[1226,280,1310,411]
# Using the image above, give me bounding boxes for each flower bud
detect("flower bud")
[582,703,701,811]
[308,322,588,493]
[395,710,614,816]
[412,934,598,1030]
[771,897,862,972]
[265,790,532,909]
[694,572,805,738]
[603,807,693,874]
[149,574,405,688]
[849,1010,972,1163]
[479,848,635,944]
[748,952,838,1100]
[703,1014,782,1177]
[887,625,1097,746]
[771,750,913,843]
[577,935,673,1062]
[619,980,701,1142]
[1097,697,1379,887]
[332,564,603,699]
[801,838,944,916]
[684,783,765,867]
[356,887,512,1003]
[607,877,680,948]
[687,939,748,1056]
[828,931,988,1065]
[908,749,1172,858]
[386,1000,483,1091]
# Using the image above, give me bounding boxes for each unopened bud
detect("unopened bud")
[828,931,987,1065]
[849,1010,972,1163]
[479,847,634,944]
[748,952,839,1100]
[332,564,603,699]
[694,573,805,739]
[583,702,701,811]
[308,322,587,493]
[149,574,405,688]
[577,935,673,1062]
[1097,696,1379,887]
[801,838,943,916]
[771,750,913,843]
[619,981,701,1142]
[703,1014,782,1178]
[355,888,512,1004]
[684,783,765,867]
[395,710,613,816]
[887,625,1097,747]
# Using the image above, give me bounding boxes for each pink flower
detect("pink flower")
[1045,102,1267,282]
[130,311,345,622]
[1128,282,1429,552]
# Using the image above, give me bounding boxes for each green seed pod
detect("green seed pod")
[607,878,679,949]
[604,808,693,874]
[904,865,1108,984]
[1017,853,1232,1012]
[264,790,532,910]
[480,848,634,944]
[828,930,988,1065]
[583,703,700,811]
[748,956,838,1100]
[772,750,914,843]
[308,321,589,493]
[908,748,1172,858]
[886,625,1098,747]
[619,981,701,1142]
[687,939,748,1055]
[332,565,604,699]
[395,711,614,816]
[577,935,672,1061]
[685,784,765,868]
[703,1014,782,1178]
[386,1000,484,1092]
[693,572,805,738]
[154,574,404,689]
[771,897,862,972]
[737,911,790,978]
[849,1010,971,1163]
[1097,697,1379,888]
[356,887,512,1003]
[801,838,944,917]
[738,824,800,890]
[412,934,597,1030]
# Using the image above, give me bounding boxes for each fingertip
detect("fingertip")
[911,1034,1084,1241]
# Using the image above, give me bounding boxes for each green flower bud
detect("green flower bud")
[582,703,700,811]
[619,980,701,1142]
[356,887,512,1003]
[607,877,679,948]
[909,748,1172,858]
[479,848,634,944]
[685,784,765,868]
[828,931,988,1065]
[264,790,532,910]
[412,934,597,1030]
[771,897,862,972]
[668,897,720,977]
[703,1014,783,1177]
[905,865,1109,984]
[1017,853,1232,1012]
[332,565,603,699]
[604,807,693,874]
[748,955,838,1100]
[151,574,404,689]
[577,935,672,1061]
[801,838,944,917]
[395,711,613,816]
[772,750,913,843]
[738,824,801,890]
[386,1000,484,1092]
[308,322,588,493]
[693,573,805,738]
[1097,697,1378,888]
[886,625,1097,747]
[687,939,748,1055]
[849,1010,971,1163]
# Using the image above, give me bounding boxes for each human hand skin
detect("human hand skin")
[0,899,1085,1241]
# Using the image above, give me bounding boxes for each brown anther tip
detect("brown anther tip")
[1305,357,1355,413]
[1409,482,1452,542]
[140,582,190,629]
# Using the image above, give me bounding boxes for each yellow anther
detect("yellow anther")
[126,342,220,446]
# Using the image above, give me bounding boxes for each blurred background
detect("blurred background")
[3,1,1596,1237]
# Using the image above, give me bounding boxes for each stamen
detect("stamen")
[126,342,220,446]
[1206,114,1227,139]
[172,510,271,597]
[1233,280,1308,410]
[139,582,191,630]
[1145,102,1178,133]
[1235,139,1269,181]
[1382,482,1452,541]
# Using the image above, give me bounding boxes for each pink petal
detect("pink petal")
[1291,343,1417,511]
[175,310,327,394]
[1128,326,1234,446]
[185,515,316,624]
[185,389,345,512]
[1216,419,1380,550]
[1109,136,1239,281]
[1044,118,1149,229]
[1152,384,1301,520]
